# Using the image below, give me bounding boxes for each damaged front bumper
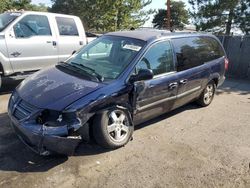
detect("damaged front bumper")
[9,115,82,156]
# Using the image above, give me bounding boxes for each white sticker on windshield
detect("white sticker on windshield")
[123,44,141,51]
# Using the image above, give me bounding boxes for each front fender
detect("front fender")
[65,83,134,125]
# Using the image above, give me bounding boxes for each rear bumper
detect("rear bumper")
[9,115,82,156]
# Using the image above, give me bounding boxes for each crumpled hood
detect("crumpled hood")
[16,66,104,111]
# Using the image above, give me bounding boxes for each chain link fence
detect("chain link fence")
[217,35,250,79]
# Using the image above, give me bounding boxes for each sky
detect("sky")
[32,0,51,5]
[31,0,190,27]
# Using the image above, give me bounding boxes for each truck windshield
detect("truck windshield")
[66,36,146,81]
[0,12,21,32]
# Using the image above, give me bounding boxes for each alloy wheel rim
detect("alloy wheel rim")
[107,110,129,142]
[204,84,214,104]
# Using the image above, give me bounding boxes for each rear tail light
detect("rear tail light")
[224,58,229,71]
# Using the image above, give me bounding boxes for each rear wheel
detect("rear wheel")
[197,81,216,107]
[93,108,133,149]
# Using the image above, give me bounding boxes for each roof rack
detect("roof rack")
[138,24,197,33]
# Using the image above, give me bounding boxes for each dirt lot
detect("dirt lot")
[0,78,250,188]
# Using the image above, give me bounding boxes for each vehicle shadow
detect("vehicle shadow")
[75,142,112,156]
[216,78,250,96]
[0,79,22,95]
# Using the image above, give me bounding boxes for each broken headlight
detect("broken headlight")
[36,110,82,132]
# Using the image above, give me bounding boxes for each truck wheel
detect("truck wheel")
[93,108,133,149]
[197,81,216,107]
[0,75,2,90]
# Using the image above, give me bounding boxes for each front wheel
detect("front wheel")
[93,108,134,149]
[0,75,2,90]
[197,81,216,107]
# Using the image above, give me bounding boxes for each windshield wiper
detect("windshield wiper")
[70,62,104,82]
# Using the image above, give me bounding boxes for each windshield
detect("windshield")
[0,12,21,32]
[66,36,145,82]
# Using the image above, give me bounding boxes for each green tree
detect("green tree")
[50,0,153,32]
[189,0,250,35]
[0,0,14,12]
[29,3,48,12]
[235,0,250,35]
[0,0,48,13]
[11,0,32,10]
[152,1,190,30]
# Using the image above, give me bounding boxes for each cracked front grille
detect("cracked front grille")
[9,92,39,121]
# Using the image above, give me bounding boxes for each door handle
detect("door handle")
[168,82,178,90]
[11,52,21,57]
[179,79,188,85]
[52,41,57,46]
[47,41,57,46]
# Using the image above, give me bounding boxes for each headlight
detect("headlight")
[36,110,82,131]
[36,110,60,124]
[36,109,94,132]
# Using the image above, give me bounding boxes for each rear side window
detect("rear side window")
[172,36,225,72]
[203,37,225,61]
[137,41,174,76]
[56,17,79,36]
[14,15,51,38]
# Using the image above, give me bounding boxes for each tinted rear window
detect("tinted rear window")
[172,36,225,71]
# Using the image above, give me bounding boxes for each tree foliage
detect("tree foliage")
[50,0,153,32]
[188,0,250,35]
[0,0,48,13]
[152,1,189,30]
[0,0,14,12]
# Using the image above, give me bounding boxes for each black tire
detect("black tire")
[93,108,134,149]
[197,81,216,107]
[0,74,2,90]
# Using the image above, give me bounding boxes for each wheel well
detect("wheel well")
[87,105,134,142]
[212,78,219,86]
[0,63,3,76]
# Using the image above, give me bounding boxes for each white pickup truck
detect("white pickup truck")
[0,11,87,89]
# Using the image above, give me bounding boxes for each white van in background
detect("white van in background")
[0,11,87,88]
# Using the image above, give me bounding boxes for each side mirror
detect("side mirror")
[130,69,154,82]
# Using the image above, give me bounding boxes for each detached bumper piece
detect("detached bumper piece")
[10,119,82,156]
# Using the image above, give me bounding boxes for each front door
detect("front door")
[133,41,178,124]
[6,14,58,72]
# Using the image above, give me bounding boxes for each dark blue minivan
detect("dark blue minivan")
[8,30,228,155]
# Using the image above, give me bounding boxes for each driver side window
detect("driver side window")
[136,41,174,76]
[13,15,51,38]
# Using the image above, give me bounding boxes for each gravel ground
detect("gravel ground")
[0,78,250,188]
